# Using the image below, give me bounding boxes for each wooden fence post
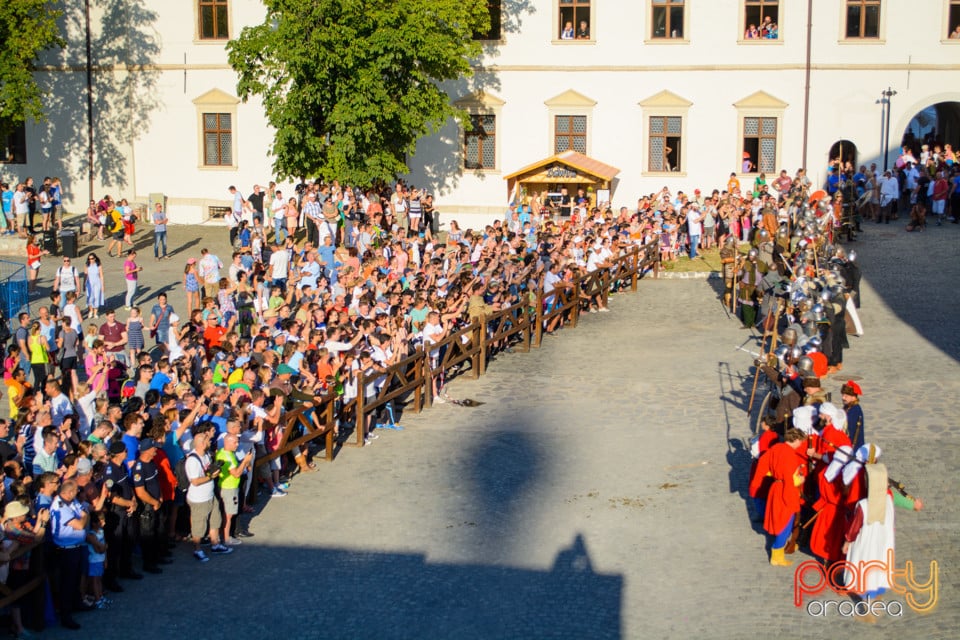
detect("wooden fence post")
[631,248,639,291]
[413,350,423,413]
[534,286,544,347]
[355,371,366,446]
[571,280,580,328]
[472,321,481,378]
[423,350,433,409]
[601,270,610,308]
[478,315,488,376]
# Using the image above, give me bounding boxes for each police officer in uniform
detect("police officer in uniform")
[132,439,166,573]
[104,440,141,591]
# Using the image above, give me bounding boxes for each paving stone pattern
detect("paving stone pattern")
[31,222,960,639]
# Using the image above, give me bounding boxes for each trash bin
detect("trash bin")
[43,229,58,254]
[59,230,77,258]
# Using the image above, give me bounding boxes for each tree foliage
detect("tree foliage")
[228,0,490,185]
[0,0,64,135]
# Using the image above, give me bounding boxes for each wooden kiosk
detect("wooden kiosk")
[504,150,620,213]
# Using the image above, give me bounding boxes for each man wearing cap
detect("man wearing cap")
[104,440,141,590]
[76,456,108,510]
[132,439,166,573]
[841,380,865,451]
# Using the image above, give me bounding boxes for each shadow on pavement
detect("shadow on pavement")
[41,534,623,640]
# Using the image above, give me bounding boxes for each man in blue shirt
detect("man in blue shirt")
[50,479,89,629]
[0,183,13,233]
[152,202,168,259]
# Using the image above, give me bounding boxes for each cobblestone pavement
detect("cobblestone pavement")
[28,222,960,639]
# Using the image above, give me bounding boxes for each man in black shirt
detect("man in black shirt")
[248,185,265,227]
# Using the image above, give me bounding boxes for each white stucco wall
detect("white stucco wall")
[1,0,958,225]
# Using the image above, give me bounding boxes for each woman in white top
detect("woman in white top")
[167,314,185,361]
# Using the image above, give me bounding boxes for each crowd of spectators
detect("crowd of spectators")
[0,146,958,634]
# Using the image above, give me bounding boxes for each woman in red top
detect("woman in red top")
[25,235,48,294]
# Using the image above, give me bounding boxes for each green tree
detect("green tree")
[0,0,64,135]
[228,0,490,185]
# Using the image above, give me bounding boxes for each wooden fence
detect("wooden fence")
[254,242,660,464]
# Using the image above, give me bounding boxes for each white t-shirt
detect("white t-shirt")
[56,266,78,292]
[422,321,444,358]
[272,198,286,220]
[185,452,214,502]
[269,250,290,280]
[13,191,28,215]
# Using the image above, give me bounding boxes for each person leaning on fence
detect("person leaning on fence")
[265,364,322,473]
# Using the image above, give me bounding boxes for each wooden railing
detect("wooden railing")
[253,400,337,469]
[255,242,660,464]
[353,349,425,446]
[0,541,44,610]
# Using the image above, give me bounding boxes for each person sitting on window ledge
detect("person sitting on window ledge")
[576,20,589,39]
[560,21,574,40]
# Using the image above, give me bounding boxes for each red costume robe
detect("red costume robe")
[749,442,805,535]
[809,424,852,563]
[749,430,780,500]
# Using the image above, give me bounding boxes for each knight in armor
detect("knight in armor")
[719,236,738,310]
[738,249,766,329]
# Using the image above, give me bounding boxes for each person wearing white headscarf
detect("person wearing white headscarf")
[806,403,853,565]
[842,462,923,599]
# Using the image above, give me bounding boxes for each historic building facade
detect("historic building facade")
[2,1,959,224]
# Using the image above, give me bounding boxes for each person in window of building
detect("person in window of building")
[760,15,776,38]
[576,20,589,39]
[745,24,759,39]
[764,22,778,39]
[742,152,755,173]
[560,21,574,40]
[950,24,960,39]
